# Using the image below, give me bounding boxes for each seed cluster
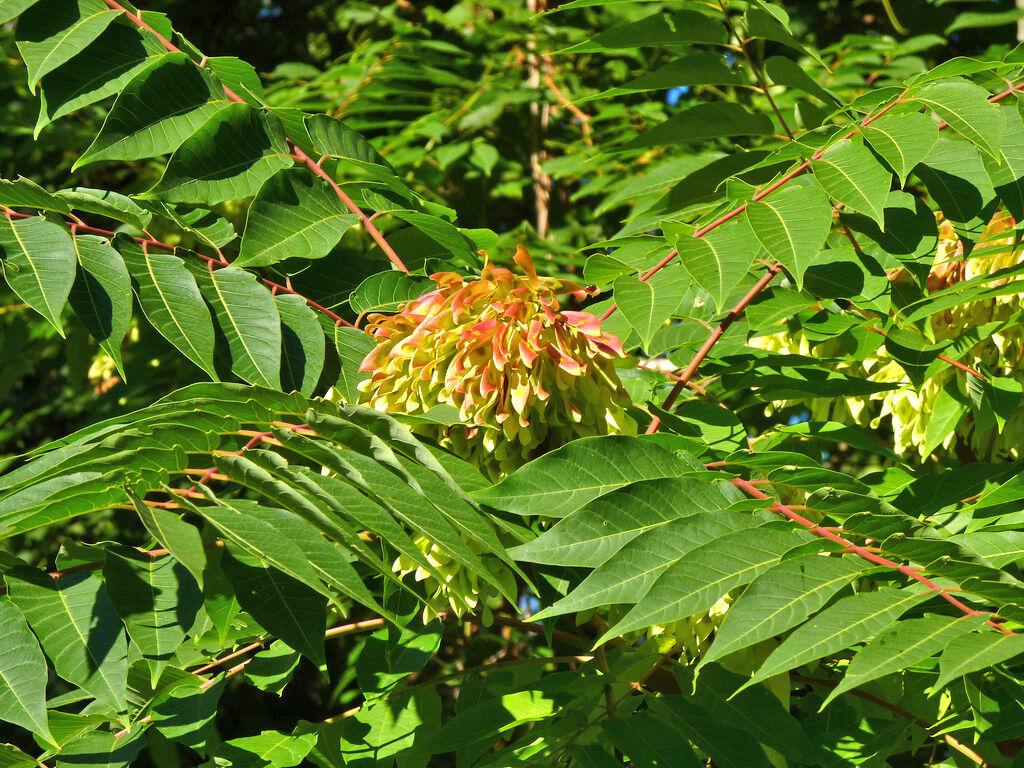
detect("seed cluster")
[755,212,1024,460]
[359,246,635,479]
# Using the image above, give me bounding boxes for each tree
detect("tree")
[1,0,1024,766]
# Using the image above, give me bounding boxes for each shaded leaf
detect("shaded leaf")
[68,235,132,377]
[77,53,230,166]
[15,0,120,87]
[147,104,292,205]
[623,102,773,150]
[0,214,76,335]
[276,294,325,396]
[822,614,987,706]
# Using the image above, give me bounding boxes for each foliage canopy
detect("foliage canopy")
[4,0,1024,766]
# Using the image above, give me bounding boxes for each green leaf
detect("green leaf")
[15,0,121,88]
[863,112,940,186]
[947,9,1024,33]
[333,327,375,405]
[745,587,932,689]
[77,53,230,167]
[0,176,71,213]
[207,56,266,105]
[425,688,555,754]
[822,614,987,707]
[765,56,838,105]
[54,188,153,230]
[922,380,969,456]
[622,102,774,150]
[601,527,806,642]
[585,52,746,101]
[699,554,867,670]
[916,137,995,223]
[131,495,207,588]
[0,600,52,742]
[34,22,163,135]
[509,476,731,568]
[276,294,325,396]
[675,216,757,312]
[235,169,359,268]
[118,237,219,379]
[602,711,702,768]
[245,641,300,694]
[144,202,238,250]
[988,105,1024,220]
[915,79,1005,160]
[180,495,326,595]
[571,745,625,768]
[934,631,1024,691]
[147,104,293,205]
[220,551,327,666]
[202,488,384,613]
[68,235,132,377]
[475,436,697,519]
[54,729,145,768]
[217,730,317,768]
[103,546,201,684]
[650,695,773,768]
[149,678,225,748]
[357,622,442,699]
[332,688,441,768]
[389,210,475,263]
[613,274,669,349]
[6,568,128,712]
[0,214,76,335]
[745,182,832,290]
[536,512,761,626]
[0,744,36,768]
[202,267,282,389]
[883,326,951,369]
[813,139,892,228]
[688,665,822,764]
[0,0,38,25]
[745,5,823,63]
[561,10,726,53]
[350,271,433,316]
[306,114,391,169]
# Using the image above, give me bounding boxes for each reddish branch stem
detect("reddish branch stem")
[727,474,1015,637]
[100,0,408,274]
